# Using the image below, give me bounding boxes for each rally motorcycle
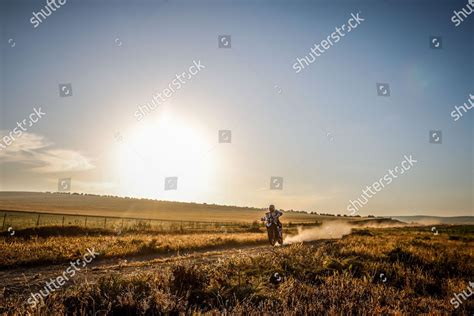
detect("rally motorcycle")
[261,213,283,246]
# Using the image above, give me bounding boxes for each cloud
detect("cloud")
[0,131,94,173]
[0,132,51,153]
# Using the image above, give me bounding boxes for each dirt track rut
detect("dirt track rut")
[0,241,299,299]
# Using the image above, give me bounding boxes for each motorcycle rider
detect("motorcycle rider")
[261,204,283,243]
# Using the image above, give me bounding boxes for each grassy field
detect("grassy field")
[0,209,271,233]
[0,226,268,269]
[0,191,364,223]
[1,225,472,315]
[1,192,469,315]
[0,192,399,234]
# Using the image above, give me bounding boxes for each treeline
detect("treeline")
[285,209,377,218]
[45,192,377,218]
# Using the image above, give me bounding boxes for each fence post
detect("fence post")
[36,214,41,227]
[85,216,88,228]
[2,214,6,230]
[121,218,124,230]
[104,217,107,229]
[62,216,65,227]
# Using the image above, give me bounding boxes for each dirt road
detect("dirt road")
[1,241,326,301]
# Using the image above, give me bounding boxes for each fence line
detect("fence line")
[0,209,261,233]
[0,209,244,224]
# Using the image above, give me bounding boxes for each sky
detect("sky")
[0,0,472,216]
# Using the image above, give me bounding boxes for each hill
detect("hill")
[391,215,474,225]
[0,191,370,223]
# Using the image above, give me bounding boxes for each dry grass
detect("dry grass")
[0,191,360,223]
[2,225,472,315]
[0,191,289,222]
[0,227,266,268]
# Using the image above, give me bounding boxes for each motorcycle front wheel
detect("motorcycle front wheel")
[267,226,277,246]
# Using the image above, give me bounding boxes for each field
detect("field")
[0,192,395,236]
[0,192,368,225]
[1,224,473,315]
[0,193,472,315]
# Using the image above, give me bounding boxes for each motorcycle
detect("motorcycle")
[261,213,283,246]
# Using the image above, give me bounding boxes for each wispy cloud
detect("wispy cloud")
[0,131,94,173]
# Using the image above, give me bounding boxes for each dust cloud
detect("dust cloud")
[283,220,409,244]
[283,221,353,244]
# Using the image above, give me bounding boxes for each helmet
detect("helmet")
[269,204,275,211]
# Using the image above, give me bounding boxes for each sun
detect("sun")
[114,111,215,200]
